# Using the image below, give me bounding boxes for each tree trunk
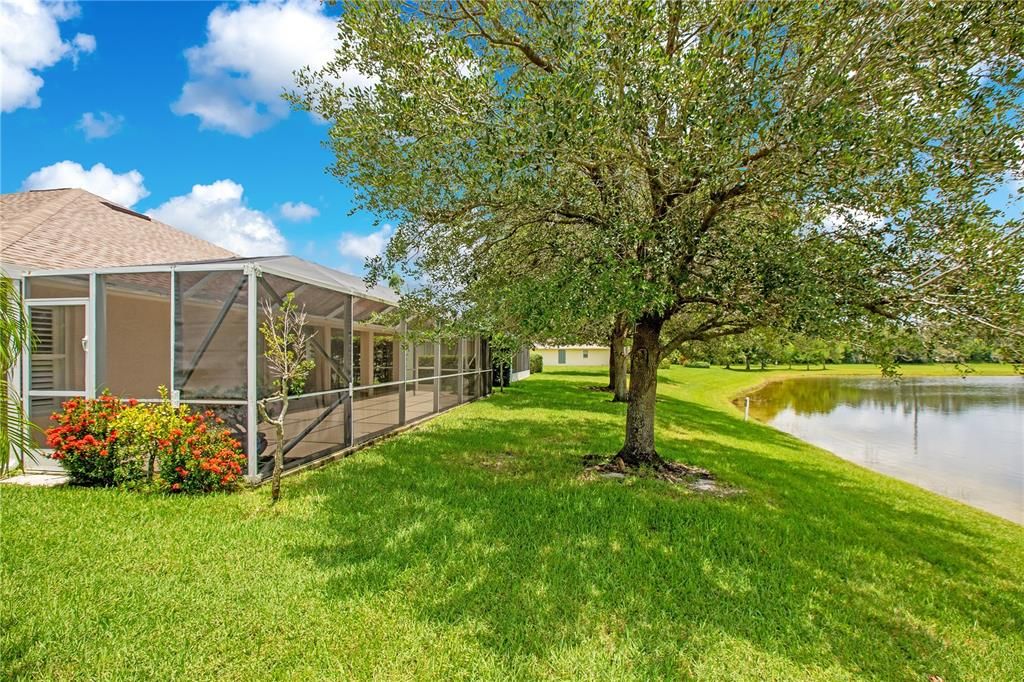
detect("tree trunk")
[271,399,289,503]
[617,315,665,468]
[612,341,628,402]
[744,352,751,371]
[610,314,629,402]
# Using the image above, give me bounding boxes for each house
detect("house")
[2,188,514,480]
[535,345,610,367]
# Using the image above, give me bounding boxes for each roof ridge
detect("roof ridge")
[1,189,83,251]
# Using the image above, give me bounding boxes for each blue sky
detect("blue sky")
[2,1,1020,274]
[1,0,386,274]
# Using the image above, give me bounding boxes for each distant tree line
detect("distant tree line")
[677,331,1020,371]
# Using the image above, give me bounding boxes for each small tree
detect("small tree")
[257,293,315,503]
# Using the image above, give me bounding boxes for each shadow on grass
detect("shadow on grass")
[279,372,1024,678]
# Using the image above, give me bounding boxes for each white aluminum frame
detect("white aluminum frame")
[246,265,259,480]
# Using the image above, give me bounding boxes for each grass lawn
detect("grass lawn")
[3,365,1022,680]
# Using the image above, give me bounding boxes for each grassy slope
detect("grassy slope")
[2,365,1022,680]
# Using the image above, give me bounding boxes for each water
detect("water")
[745,375,1024,524]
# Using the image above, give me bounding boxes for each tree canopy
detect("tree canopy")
[296,0,1024,465]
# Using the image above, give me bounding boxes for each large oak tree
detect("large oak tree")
[297,1,1024,467]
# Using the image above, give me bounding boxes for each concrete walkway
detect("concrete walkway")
[0,473,69,487]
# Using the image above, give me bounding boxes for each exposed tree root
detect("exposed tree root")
[581,454,741,495]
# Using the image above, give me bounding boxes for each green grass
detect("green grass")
[3,365,1022,680]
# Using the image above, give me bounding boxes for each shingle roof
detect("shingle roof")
[0,188,237,269]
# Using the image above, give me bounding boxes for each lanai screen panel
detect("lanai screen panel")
[256,273,352,398]
[405,340,437,422]
[102,272,171,399]
[462,372,479,403]
[438,340,460,410]
[257,392,348,474]
[352,383,401,442]
[254,273,353,471]
[25,274,89,299]
[174,271,248,400]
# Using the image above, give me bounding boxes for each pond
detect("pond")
[744,375,1024,524]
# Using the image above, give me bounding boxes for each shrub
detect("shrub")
[529,353,543,373]
[153,406,245,494]
[112,391,184,486]
[47,388,245,493]
[686,361,711,368]
[658,358,672,369]
[46,393,139,486]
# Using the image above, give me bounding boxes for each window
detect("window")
[582,350,589,359]
[372,333,396,384]
[557,349,566,364]
[330,328,348,389]
[352,333,362,387]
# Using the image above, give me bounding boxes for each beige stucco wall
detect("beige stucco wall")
[537,347,609,367]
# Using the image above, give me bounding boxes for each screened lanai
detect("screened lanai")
[10,256,492,480]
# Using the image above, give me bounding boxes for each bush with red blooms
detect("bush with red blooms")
[46,389,245,493]
[45,393,139,486]
[153,407,246,494]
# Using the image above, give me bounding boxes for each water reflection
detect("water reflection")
[745,376,1024,524]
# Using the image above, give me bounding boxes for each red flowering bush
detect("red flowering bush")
[153,408,245,493]
[45,393,140,486]
[46,388,245,493]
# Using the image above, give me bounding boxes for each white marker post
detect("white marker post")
[744,396,750,421]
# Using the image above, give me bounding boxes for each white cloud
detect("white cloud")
[147,180,287,256]
[279,201,319,222]
[338,224,393,263]
[21,161,149,207]
[0,0,96,112]
[172,0,372,136]
[75,111,123,140]
[71,32,94,55]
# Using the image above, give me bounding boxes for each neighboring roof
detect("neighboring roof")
[535,345,608,350]
[0,188,237,270]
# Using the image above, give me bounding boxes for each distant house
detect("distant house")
[535,345,609,367]
[1,188,506,480]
